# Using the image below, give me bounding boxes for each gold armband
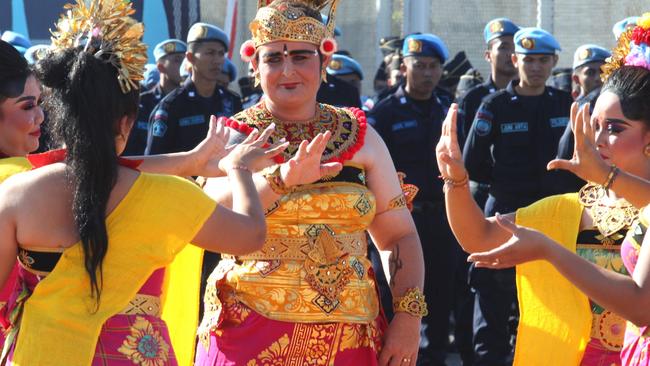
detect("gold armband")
[393,287,428,317]
[262,164,292,195]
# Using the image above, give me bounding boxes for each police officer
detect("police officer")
[369,33,456,366]
[463,27,573,366]
[123,39,187,156]
[555,44,611,190]
[217,57,237,89]
[458,18,519,141]
[317,70,362,108]
[145,22,242,155]
[327,54,363,96]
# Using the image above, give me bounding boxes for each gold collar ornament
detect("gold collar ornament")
[50,0,147,94]
[579,183,639,239]
[240,0,339,66]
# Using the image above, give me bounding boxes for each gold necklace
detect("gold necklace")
[579,183,638,239]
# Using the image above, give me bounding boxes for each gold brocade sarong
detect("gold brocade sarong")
[199,168,380,350]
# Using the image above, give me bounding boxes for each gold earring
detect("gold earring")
[254,72,261,87]
[644,144,650,158]
[321,68,327,83]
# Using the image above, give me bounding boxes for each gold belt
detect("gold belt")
[118,294,161,317]
[230,231,367,260]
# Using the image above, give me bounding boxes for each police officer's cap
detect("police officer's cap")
[321,14,342,37]
[513,27,560,55]
[327,54,364,80]
[613,16,639,40]
[402,34,449,63]
[24,44,49,65]
[186,23,229,51]
[572,44,610,69]
[380,36,403,56]
[1,30,31,55]
[222,58,237,82]
[483,18,519,43]
[153,39,187,62]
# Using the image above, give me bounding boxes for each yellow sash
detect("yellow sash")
[514,193,592,366]
[11,173,216,365]
[0,157,31,182]
[162,245,204,366]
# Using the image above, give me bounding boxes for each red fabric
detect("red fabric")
[27,148,143,170]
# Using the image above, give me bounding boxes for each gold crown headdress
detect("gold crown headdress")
[51,0,147,93]
[602,12,650,81]
[240,0,340,63]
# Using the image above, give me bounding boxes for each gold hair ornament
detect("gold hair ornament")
[51,0,147,94]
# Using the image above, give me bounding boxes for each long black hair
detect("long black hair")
[602,66,650,127]
[35,47,139,305]
[0,40,31,105]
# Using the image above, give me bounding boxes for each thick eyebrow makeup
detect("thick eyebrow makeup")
[15,96,36,104]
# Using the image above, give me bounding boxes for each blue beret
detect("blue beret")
[180,58,191,79]
[142,64,160,89]
[153,39,187,62]
[483,18,519,43]
[222,58,237,82]
[572,44,611,69]
[321,14,342,37]
[612,16,639,40]
[514,27,560,55]
[402,34,449,63]
[187,23,229,51]
[1,31,31,55]
[327,54,364,79]
[24,44,49,65]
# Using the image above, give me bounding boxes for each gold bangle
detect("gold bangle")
[262,164,292,195]
[603,165,619,191]
[393,287,428,317]
[441,173,469,192]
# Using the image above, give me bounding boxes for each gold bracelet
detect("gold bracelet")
[441,173,469,192]
[262,164,292,195]
[602,165,619,191]
[393,287,428,317]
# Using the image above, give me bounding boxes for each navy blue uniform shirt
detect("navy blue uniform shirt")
[457,77,498,145]
[463,81,573,204]
[368,85,451,203]
[123,84,166,156]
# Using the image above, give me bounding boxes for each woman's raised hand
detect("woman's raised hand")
[218,122,288,173]
[280,130,343,188]
[435,103,467,181]
[547,102,610,184]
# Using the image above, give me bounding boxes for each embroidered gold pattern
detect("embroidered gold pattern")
[579,183,638,238]
[231,102,362,163]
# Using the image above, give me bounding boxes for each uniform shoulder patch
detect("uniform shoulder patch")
[474,119,492,137]
[152,120,167,137]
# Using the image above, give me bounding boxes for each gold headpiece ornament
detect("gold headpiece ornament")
[240,0,339,64]
[51,0,147,94]
[602,12,650,81]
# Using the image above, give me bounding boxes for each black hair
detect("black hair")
[35,47,139,306]
[0,40,32,104]
[601,66,650,127]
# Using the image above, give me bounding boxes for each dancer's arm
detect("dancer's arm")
[364,126,422,366]
[0,183,18,290]
[469,214,650,326]
[436,104,511,252]
[127,116,230,177]
[203,130,342,208]
[549,103,650,208]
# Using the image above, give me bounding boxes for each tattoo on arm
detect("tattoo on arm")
[388,244,403,288]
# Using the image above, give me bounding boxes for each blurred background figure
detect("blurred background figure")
[1,30,30,55]
[123,38,187,156]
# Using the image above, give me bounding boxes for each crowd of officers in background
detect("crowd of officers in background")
[1,13,639,366]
